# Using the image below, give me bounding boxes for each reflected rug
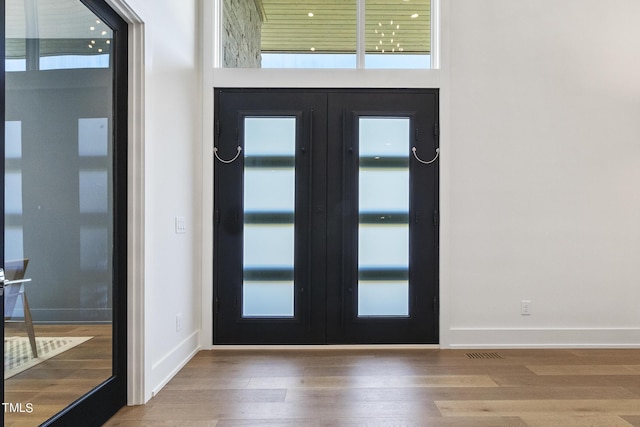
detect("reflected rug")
[4,336,92,379]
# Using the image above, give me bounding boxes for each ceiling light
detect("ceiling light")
[90,26,95,31]
[310,47,315,51]
[106,40,111,44]
[411,13,419,18]
[101,31,107,35]
[308,12,314,17]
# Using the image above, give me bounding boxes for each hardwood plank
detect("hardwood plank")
[621,416,640,427]
[435,399,640,416]
[284,386,637,404]
[247,374,498,389]
[527,365,640,376]
[520,415,634,427]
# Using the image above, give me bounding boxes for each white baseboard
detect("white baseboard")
[445,327,640,349]
[150,331,200,399]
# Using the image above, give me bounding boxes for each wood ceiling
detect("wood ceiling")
[259,0,431,54]
[5,0,112,58]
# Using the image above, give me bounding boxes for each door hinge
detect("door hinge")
[433,210,439,227]
[433,295,439,314]
[433,123,439,139]
[215,120,221,138]
[215,208,221,226]
[415,127,419,141]
[215,297,220,314]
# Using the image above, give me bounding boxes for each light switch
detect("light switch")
[175,216,186,234]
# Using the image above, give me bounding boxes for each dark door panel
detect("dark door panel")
[214,89,438,345]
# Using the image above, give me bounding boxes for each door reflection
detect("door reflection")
[4,0,115,425]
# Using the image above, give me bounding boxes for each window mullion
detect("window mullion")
[356,0,366,69]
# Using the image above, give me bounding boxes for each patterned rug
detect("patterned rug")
[4,336,92,379]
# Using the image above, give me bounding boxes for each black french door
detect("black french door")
[214,89,438,344]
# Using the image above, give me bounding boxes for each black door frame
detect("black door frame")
[2,0,128,424]
[1,0,6,403]
[214,88,439,345]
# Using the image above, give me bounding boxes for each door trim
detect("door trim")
[103,0,147,405]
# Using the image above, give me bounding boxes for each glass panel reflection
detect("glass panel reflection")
[5,0,115,424]
[365,0,431,69]
[358,117,410,317]
[243,117,296,318]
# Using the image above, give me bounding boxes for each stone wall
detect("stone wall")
[223,0,262,68]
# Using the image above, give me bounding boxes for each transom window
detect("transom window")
[222,0,431,69]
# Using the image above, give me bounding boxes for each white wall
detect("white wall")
[445,0,640,347]
[121,0,202,402]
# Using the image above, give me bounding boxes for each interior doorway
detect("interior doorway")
[214,89,439,344]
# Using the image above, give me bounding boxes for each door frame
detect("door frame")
[1,0,6,403]
[213,88,439,345]
[2,0,130,423]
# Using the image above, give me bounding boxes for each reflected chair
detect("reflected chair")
[4,259,37,358]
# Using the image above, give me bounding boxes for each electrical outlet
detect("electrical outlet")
[176,313,183,332]
[521,300,532,316]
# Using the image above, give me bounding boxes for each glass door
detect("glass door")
[214,89,438,344]
[214,90,328,344]
[326,91,439,344]
[3,0,127,425]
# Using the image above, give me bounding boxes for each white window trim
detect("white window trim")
[213,0,440,73]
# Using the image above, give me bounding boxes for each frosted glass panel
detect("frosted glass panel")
[244,225,294,268]
[359,282,409,316]
[243,282,294,317]
[244,117,296,155]
[5,172,23,214]
[359,225,408,268]
[359,118,410,156]
[360,170,409,212]
[79,118,109,156]
[5,121,22,158]
[358,117,410,317]
[243,116,296,318]
[79,171,108,213]
[5,227,24,261]
[80,227,109,271]
[244,170,295,212]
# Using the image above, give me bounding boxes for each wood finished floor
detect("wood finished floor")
[4,323,112,427]
[106,348,640,427]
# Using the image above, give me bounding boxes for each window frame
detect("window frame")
[215,0,439,70]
